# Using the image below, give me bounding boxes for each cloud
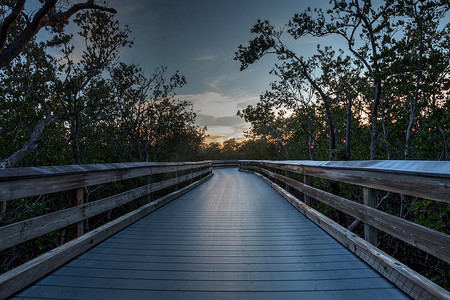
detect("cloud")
[180,91,258,118]
[179,91,257,142]
[196,114,246,127]
[205,124,249,143]
[204,76,226,91]
[193,55,217,61]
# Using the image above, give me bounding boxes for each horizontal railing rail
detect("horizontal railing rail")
[0,161,213,299]
[239,160,450,300]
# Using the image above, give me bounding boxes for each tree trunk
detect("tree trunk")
[345,93,352,160]
[370,80,381,160]
[0,115,64,168]
[405,17,423,159]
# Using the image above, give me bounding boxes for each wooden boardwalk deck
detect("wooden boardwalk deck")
[13,168,409,299]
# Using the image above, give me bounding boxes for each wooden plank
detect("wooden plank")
[212,160,239,168]
[363,187,377,246]
[253,161,449,203]
[254,167,450,263]
[0,169,210,251]
[0,162,212,202]
[0,173,213,300]
[0,161,213,180]
[243,160,450,177]
[252,170,449,300]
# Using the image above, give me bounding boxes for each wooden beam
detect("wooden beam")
[0,162,212,202]
[255,161,449,203]
[253,171,449,300]
[0,172,213,300]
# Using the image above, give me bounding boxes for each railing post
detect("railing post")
[304,175,311,206]
[363,187,378,245]
[145,175,152,202]
[175,167,179,191]
[70,188,84,238]
[285,170,290,193]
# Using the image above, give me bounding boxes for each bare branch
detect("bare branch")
[0,0,26,53]
[42,1,117,27]
[0,0,117,69]
[0,114,67,168]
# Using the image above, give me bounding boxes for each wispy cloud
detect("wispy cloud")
[204,76,226,91]
[193,55,217,61]
[179,91,257,142]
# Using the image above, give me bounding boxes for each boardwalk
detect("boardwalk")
[13,168,408,299]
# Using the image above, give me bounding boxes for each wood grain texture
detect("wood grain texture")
[0,162,212,202]
[252,170,449,300]
[247,160,449,203]
[0,173,213,299]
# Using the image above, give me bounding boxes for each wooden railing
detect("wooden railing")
[212,160,240,168]
[0,161,213,299]
[239,160,449,300]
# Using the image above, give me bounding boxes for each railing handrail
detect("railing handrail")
[0,161,212,181]
[0,161,213,202]
[239,160,450,178]
[240,160,449,203]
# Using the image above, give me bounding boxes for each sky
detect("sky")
[101,0,335,142]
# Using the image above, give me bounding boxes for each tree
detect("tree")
[235,20,338,160]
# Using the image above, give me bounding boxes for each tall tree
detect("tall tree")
[235,20,338,160]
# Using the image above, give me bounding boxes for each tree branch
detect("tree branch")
[0,113,67,168]
[0,0,26,54]
[0,0,117,69]
[42,1,117,27]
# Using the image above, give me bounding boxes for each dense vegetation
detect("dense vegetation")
[0,0,448,289]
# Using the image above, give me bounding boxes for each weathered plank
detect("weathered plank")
[250,170,449,300]
[0,162,212,202]
[249,161,450,203]
[0,169,210,251]
[0,173,213,300]
[212,160,240,168]
[254,167,450,263]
